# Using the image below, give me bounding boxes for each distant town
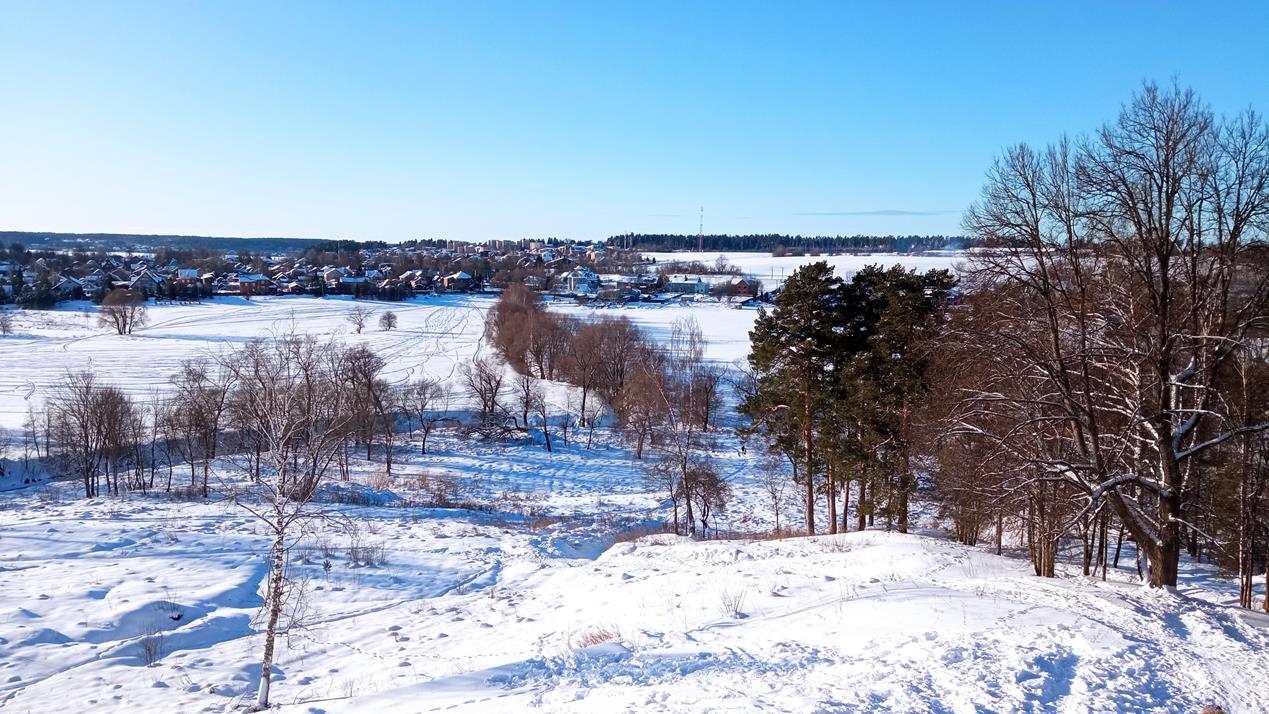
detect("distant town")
[0,233,970,309]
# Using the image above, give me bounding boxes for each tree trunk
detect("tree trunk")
[1238,507,1253,609]
[826,463,837,535]
[384,427,393,479]
[896,474,910,534]
[897,403,911,534]
[804,398,815,536]
[1081,513,1093,577]
[671,493,680,535]
[1113,523,1125,569]
[841,477,851,533]
[856,478,867,532]
[257,521,286,710]
[1098,512,1109,581]
[683,467,697,538]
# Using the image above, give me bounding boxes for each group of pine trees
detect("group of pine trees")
[740,263,956,536]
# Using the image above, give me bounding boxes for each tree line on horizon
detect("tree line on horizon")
[609,233,974,254]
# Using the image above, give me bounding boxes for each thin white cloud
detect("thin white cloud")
[795,209,958,217]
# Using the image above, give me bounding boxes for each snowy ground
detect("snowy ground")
[0,292,772,434]
[2,275,1267,713]
[641,250,965,288]
[2,472,1266,713]
[0,295,489,432]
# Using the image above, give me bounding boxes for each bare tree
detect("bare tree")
[685,462,730,536]
[643,317,717,537]
[620,359,668,459]
[486,285,577,381]
[46,371,138,497]
[691,363,725,431]
[379,311,398,331]
[1232,344,1269,608]
[758,447,791,532]
[595,315,645,405]
[564,322,606,427]
[529,378,554,453]
[403,377,447,454]
[341,345,397,477]
[485,284,537,372]
[512,370,536,430]
[509,371,552,451]
[216,335,355,710]
[98,288,148,335]
[463,356,505,425]
[0,309,13,336]
[0,427,10,483]
[168,358,234,496]
[955,83,1269,587]
[347,304,373,334]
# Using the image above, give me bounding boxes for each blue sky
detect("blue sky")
[2,1,1266,243]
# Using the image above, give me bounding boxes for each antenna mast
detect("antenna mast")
[698,206,704,252]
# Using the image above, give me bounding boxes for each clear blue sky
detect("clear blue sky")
[2,1,1266,243]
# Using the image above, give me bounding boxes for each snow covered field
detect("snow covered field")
[2,285,1267,713]
[0,293,766,433]
[0,295,489,432]
[641,251,965,288]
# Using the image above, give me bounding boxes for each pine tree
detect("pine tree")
[837,266,954,532]
[742,262,843,535]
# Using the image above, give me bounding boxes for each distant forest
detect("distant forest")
[607,234,974,253]
[0,231,329,255]
[3,230,975,256]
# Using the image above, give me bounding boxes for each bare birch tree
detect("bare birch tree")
[216,335,355,710]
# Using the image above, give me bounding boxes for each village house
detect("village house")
[441,270,473,292]
[238,273,274,296]
[128,270,165,296]
[53,276,83,299]
[557,268,599,294]
[665,274,709,294]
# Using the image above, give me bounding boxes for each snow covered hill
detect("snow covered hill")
[1,289,1265,713]
[1,483,1265,713]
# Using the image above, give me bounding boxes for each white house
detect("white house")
[665,274,709,294]
[558,268,599,294]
